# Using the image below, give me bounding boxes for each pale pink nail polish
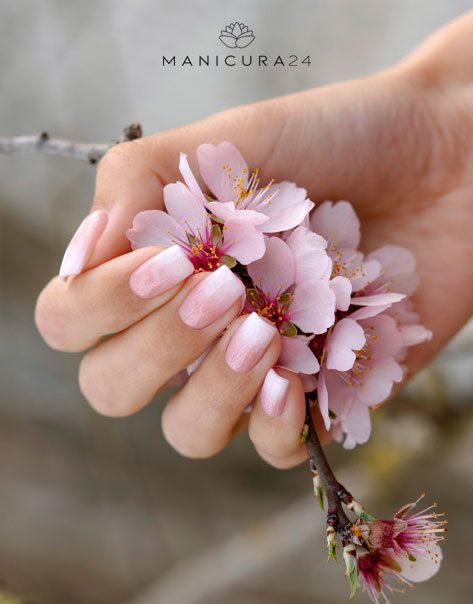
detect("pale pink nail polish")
[225,313,277,373]
[260,369,289,417]
[179,265,245,329]
[59,208,108,280]
[129,245,195,299]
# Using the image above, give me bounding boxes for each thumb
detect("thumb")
[60,101,288,276]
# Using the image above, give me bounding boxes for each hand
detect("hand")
[35,12,473,467]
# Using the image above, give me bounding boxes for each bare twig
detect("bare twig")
[0,123,142,164]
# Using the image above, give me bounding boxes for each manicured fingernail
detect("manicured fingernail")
[129,245,195,299]
[179,265,245,329]
[59,208,108,280]
[260,369,289,417]
[225,313,277,373]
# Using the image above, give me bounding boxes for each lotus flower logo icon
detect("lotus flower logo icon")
[219,22,255,48]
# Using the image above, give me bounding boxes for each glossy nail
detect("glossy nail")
[179,265,245,329]
[225,313,277,373]
[129,245,194,299]
[59,208,108,280]
[260,369,289,417]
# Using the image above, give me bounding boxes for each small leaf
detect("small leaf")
[280,321,297,337]
[317,488,324,511]
[343,544,358,601]
[360,511,376,522]
[210,213,225,224]
[219,254,237,268]
[300,423,309,443]
[327,541,337,562]
[212,224,222,243]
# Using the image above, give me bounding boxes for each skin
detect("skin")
[35,11,473,469]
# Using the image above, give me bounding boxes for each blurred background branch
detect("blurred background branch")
[0,123,142,164]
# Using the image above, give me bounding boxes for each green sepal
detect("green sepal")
[343,545,358,601]
[327,541,337,562]
[300,423,309,443]
[204,194,215,202]
[360,510,376,522]
[277,292,293,309]
[317,488,325,511]
[219,254,237,269]
[212,224,222,243]
[209,212,224,224]
[280,321,297,337]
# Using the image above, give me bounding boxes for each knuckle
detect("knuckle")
[254,445,302,470]
[161,413,222,460]
[78,353,132,418]
[35,282,70,351]
[96,140,139,177]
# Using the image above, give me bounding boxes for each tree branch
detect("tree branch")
[0,123,142,164]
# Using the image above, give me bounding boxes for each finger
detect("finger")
[35,245,195,352]
[79,265,245,417]
[249,368,331,470]
[161,312,281,459]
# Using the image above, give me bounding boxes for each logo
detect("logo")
[219,22,255,49]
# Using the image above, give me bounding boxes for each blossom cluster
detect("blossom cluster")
[127,142,432,449]
[352,495,446,603]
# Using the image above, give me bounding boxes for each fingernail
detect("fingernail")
[225,313,277,373]
[260,369,289,417]
[129,245,195,299]
[59,208,108,280]
[179,265,245,329]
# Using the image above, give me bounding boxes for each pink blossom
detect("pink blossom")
[193,142,314,232]
[310,201,405,308]
[317,311,403,448]
[357,549,414,604]
[127,180,265,269]
[245,229,336,374]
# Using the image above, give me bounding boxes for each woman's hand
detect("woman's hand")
[35,11,473,467]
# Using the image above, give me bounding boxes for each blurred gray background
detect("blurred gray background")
[1,1,472,603]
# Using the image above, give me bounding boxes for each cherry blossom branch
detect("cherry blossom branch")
[0,123,142,164]
[304,398,354,543]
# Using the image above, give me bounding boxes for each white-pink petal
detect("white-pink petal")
[285,226,330,284]
[291,280,336,334]
[310,200,361,249]
[223,219,266,264]
[278,335,319,374]
[357,357,403,407]
[399,324,433,347]
[352,292,405,306]
[197,142,248,203]
[257,181,314,233]
[397,544,442,582]
[206,200,269,225]
[164,182,208,234]
[367,245,420,296]
[329,276,352,311]
[179,153,206,204]
[126,210,184,250]
[247,236,295,298]
[326,318,366,371]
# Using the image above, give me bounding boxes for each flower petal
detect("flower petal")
[341,401,372,449]
[397,544,442,582]
[257,181,314,232]
[291,280,336,334]
[247,236,295,297]
[179,153,206,203]
[399,325,433,347]
[357,357,403,407]
[310,200,361,249]
[223,219,266,264]
[285,226,330,284]
[317,366,331,430]
[164,182,208,233]
[207,200,269,225]
[197,142,248,202]
[329,276,352,311]
[278,335,319,374]
[367,245,420,295]
[326,318,366,371]
[126,209,185,250]
[352,292,405,306]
